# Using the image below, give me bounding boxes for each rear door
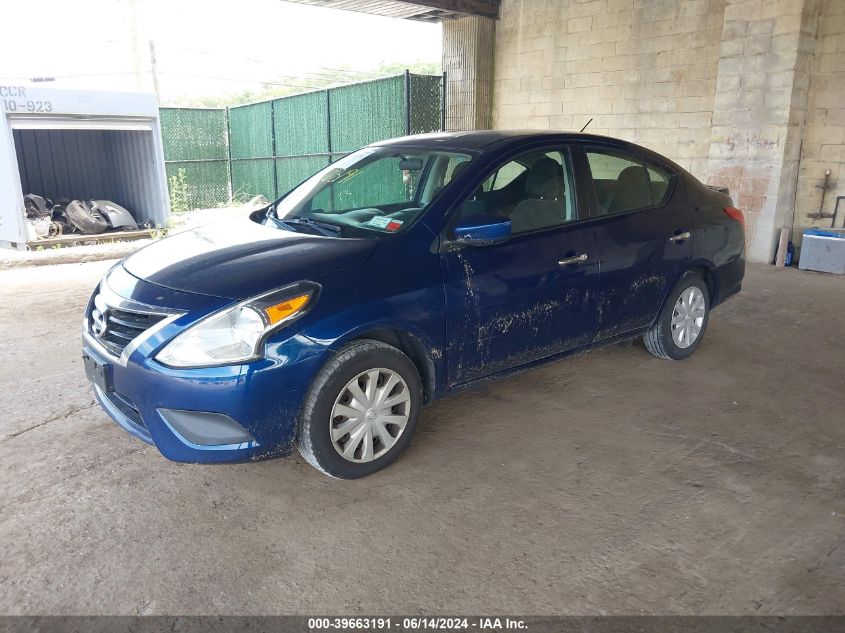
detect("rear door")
[577,144,692,341]
[441,145,598,386]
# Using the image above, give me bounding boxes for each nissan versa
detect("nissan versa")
[82,131,745,478]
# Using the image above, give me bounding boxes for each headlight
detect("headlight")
[156,283,318,368]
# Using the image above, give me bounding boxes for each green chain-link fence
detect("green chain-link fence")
[159,108,230,209]
[160,72,445,210]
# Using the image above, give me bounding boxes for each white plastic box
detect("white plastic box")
[799,229,845,275]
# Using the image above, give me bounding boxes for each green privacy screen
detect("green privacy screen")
[228,101,274,200]
[276,155,328,195]
[329,75,406,154]
[159,108,230,210]
[316,156,409,214]
[229,73,444,201]
[274,91,330,194]
[160,73,444,207]
[275,91,329,156]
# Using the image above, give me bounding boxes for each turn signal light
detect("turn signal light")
[724,206,745,231]
[264,294,310,325]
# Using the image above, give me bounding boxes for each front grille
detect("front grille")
[90,291,167,358]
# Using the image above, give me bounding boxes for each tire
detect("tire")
[297,339,423,479]
[643,272,710,360]
[65,200,109,235]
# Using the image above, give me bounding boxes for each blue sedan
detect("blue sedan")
[82,131,745,478]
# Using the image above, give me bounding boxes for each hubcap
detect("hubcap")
[671,286,706,349]
[330,368,411,463]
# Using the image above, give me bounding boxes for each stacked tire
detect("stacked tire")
[64,200,109,234]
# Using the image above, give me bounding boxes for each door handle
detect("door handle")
[558,253,588,266]
[669,231,691,243]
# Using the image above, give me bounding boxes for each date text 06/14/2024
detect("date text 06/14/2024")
[307,617,528,630]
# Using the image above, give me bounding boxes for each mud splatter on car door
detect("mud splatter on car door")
[440,225,600,387]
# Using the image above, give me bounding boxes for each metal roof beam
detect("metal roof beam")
[281,0,499,21]
[398,0,498,18]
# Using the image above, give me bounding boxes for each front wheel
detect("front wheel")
[297,340,423,479]
[643,273,710,360]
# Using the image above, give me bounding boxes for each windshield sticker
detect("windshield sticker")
[364,216,404,232]
[366,216,392,229]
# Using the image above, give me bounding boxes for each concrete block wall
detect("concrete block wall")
[492,0,726,179]
[443,15,496,130]
[453,0,845,262]
[795,0,845,235]
[705,0,817,261]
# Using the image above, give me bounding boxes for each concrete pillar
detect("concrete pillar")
[442,15,495,130]
[706,0,819,263]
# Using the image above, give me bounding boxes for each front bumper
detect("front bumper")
[82,267,329,464]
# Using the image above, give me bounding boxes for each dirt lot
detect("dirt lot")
[0,261,843,615]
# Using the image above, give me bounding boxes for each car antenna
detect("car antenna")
[579,118,593,133]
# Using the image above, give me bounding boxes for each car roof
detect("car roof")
[371,130,630,152]
[371,130,688,176]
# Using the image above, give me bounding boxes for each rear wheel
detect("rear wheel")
[297,340,422,479]
[643,273,710,360]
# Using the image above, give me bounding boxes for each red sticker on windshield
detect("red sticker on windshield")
[386,220,403,232]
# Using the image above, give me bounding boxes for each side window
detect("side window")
[441,155,472,188]
[586,148,673,216]
[421,154,472,204]
[457,149,578,235]
[482,161,526,192]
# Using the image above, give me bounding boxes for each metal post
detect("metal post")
[270,99,279,199]
[225,107,233,203]
[325,89,335,212]
[441,71,447,132]
[404,69,412,136]
[148,40,160,102]
[326,89,332,158]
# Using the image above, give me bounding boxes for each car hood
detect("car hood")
[122,220,377,300]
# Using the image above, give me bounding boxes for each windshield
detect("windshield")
[270,147,473,235]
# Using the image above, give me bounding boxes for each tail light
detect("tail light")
[724,206,745,231]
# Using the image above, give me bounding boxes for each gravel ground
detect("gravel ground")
[0,261,843,615]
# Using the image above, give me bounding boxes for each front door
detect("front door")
[441,146,599,386]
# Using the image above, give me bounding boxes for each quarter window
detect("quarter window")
[647,165,671,203]
[586,149,673,216]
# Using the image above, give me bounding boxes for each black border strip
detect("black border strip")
[1,617,845,633]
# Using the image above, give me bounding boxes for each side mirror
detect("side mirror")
[452,214,512,247]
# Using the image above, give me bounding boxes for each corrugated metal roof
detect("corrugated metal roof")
[283,0,498,22]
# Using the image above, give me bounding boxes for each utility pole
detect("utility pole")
[129,0,143,90]
[149,40,160,102]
